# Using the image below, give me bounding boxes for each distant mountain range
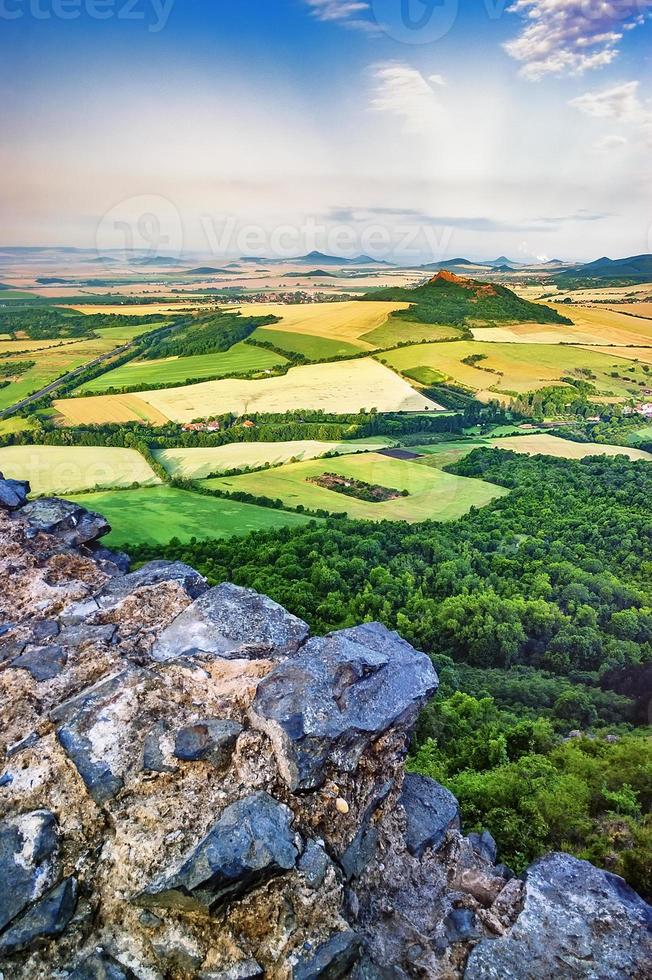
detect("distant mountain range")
[555,254,652,284]
[237,251,392,267]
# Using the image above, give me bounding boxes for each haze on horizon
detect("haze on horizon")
[2,0,652,263]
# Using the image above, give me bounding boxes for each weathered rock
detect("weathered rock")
[443,908,479,944]
[173,718,243,768]
[141,720,175,774]
[293,930,361,979]
[465,852,652,979]
[19,498,110,547]
[251,623,438,790]
[200,961,263,980]
[84,543,131,574]
[152,582,309,662]
[54,668,153,804]
[400,774,461,859]
[467,830,498,866]
[9,643,67,681]
[60,559,207,625]
[67,951,137,979]
[0,809,59,931]
[299,840,335,890]
[138,791,299,912]
[0,875,78,953]
[0,473,29,510]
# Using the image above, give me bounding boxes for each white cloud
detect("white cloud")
[593,134,628,151]
[303,0,376,31]
[369,63,446,132]
[569,81,652,146]
[569,80,642,119]
[504,0,651,80]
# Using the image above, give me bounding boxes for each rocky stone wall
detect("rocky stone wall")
[1,474,650,979]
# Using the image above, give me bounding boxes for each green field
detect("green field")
[69,485,315,546]
[381,341,652,401]
[253,327,363,360]
[0,445,161,494]
[410,440,486,469]
[629,425,652,444]
[361,319,463,348]
[156,437,392,479]
[78,342,287,393]
[203,452,507,522]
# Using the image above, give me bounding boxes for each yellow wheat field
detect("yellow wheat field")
[235,301,410,349]
[491,434,652,462]
[0,445,161,494]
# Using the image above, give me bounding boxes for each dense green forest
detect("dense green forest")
[130,449,652,895]
[0,306,164,339]
[139,310,279,360]
[363,273,572,328]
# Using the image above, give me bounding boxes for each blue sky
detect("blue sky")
[2,0,651,260]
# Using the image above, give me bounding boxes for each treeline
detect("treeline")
[140,310,279,360]
[1,306,164,340]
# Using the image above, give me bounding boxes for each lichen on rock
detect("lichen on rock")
[1,479,651,978]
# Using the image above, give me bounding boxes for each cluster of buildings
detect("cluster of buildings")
[181,419,255,433]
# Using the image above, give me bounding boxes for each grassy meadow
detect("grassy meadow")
[70,485,316,546]
[235,301,410,347]
[489,433,652,461]
[156,437,392,479]
[55,358,439,425]
[252,327,362,360]
[203,451,507,522]
[78,342,286,393]
[381,341,652,401]
[0,445,162,494]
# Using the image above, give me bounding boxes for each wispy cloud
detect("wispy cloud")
[505,0,651,80]
[569,80,652,146]
[325,205,607,233]
[369,63,447,132]
[303,0,378,32]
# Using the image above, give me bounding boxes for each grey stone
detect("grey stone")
[152,582,309,662]
[443,908,479,944]
[58,623,117,649]
[60,560,206,626]
[173,718,242,768]
[28,619,60,643]
[96,560,207,609]
[20,498,110,547]
[199,960,263,980]
[298,840,333,890]
[400,774,460,859]
[9,643,67,681]
[293,931,361,979]
[0,876,77,953]
[57,725,124,804]
[341,780,393,879]
[467,830,497,865]
[68,952,137,979]
[465,852,652,979]
[54,668,152,803]
[0,809,59,931]
[0,475,29,510]
[252,623,438,790]
[138,791,298,912]
[85,543,131,574]
[138,910,162,928]
[141,721,175,774]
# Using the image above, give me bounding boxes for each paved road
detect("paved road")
[0,341,135,420]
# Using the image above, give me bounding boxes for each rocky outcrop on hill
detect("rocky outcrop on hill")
[1,475,651,978]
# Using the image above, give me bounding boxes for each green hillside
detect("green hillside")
[363,270,573,329]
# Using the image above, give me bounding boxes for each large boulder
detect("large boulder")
[0,473,29,510]
[19,497,110,547]
[151,583,309,662]
[292,931,361,979]
[251,623,438,790]
[465,852,652,979]
[137,791,299,912]
[400,774,461,859]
